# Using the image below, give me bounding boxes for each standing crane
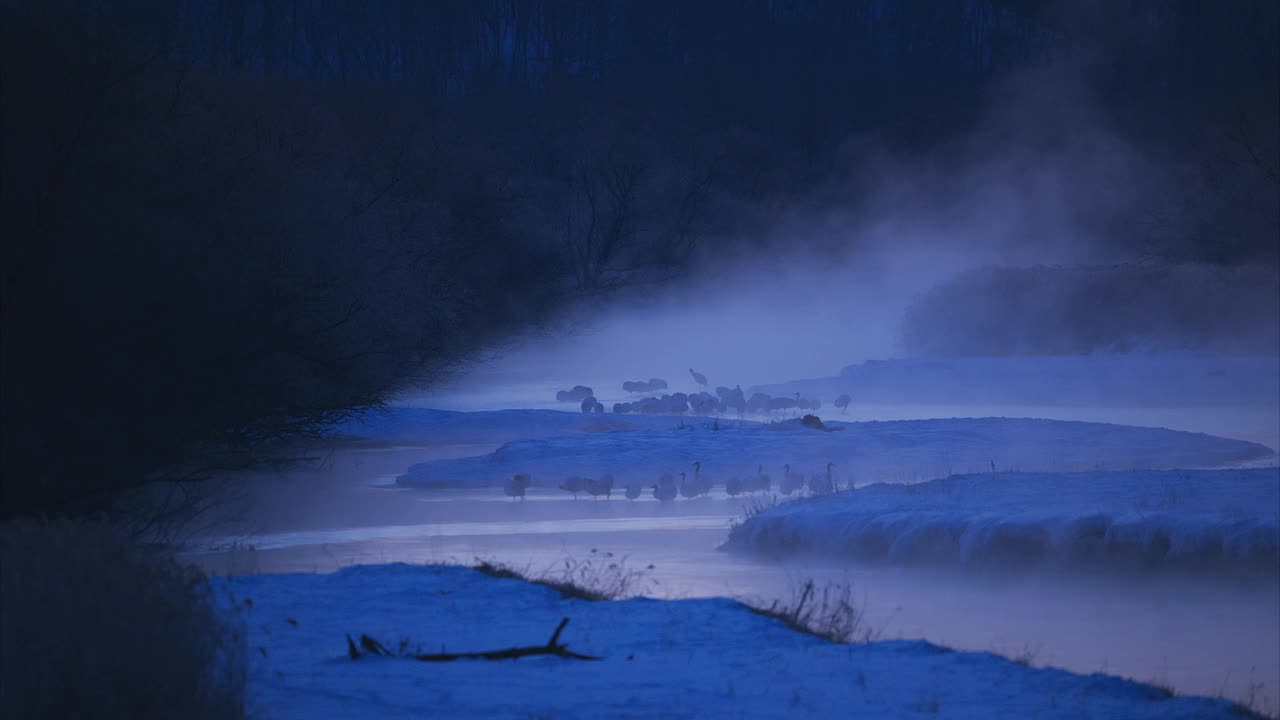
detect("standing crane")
[652,474,678,502]
[780,464,805,495]
[749,464,771,493]
[835,394,852,413]
[809,462,836,495]
[688,368,708,390]
[503,473,531,500]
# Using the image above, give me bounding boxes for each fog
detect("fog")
[10,2,1278,717]
[446,245,956,389]
[408,57,1275,397]
[292,55,1280,712]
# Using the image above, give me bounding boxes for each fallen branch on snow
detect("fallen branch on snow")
[346,617,602,662]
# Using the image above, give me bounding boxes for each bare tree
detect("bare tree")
[559,138,714,293]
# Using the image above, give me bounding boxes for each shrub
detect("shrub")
[0,520,246,719]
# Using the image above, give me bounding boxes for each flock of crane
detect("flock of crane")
[501,460,845,501]
[557,368,854,419]
[508,369,856,502]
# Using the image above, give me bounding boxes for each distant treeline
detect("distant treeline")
[21,1,1279,266]
[100,1,1278,145]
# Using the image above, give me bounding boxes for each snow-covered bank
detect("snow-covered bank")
[724,468,1280,576]
[396,414,1273,488]
[754,354,1280,408]
[222,564,1261,719]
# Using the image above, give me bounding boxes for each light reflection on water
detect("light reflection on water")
[205,514,733,551]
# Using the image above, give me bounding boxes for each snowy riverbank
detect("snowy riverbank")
[393,412,1273,488]
[724,468,1280,576]
[221,564,1263,719]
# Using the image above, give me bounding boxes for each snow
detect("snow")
[724,468,1280,575]
[394,412,1273,488]
[221,563,1256,719]
[243,406,1278,715]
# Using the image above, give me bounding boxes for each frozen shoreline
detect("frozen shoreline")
[222,563,1265,719]
[393,412,1273,488]
[724,468,1280,577]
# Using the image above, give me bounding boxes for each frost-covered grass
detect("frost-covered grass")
[472,552,659,601]
[745,578,879,645]
[396,413,1273,488]
[724,468,1280,576]
[220,563,1265,719]
[728,494,783,535]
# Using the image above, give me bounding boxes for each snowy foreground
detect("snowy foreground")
[725,468,1280,576]
[223,564,1260,719]
[393,412,1272,488]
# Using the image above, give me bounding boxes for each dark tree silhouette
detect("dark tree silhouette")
[3,0,1276,519]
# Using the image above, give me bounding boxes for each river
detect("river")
[188,439,1279,713]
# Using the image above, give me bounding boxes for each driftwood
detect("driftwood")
[346,617,601,662]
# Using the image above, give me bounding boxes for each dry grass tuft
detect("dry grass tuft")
[472,552,657,601]
[745,578,879,644]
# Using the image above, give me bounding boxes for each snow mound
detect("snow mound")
[222,563,1254,719]
[396,414,1273,488]
[724,468,1280,576]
